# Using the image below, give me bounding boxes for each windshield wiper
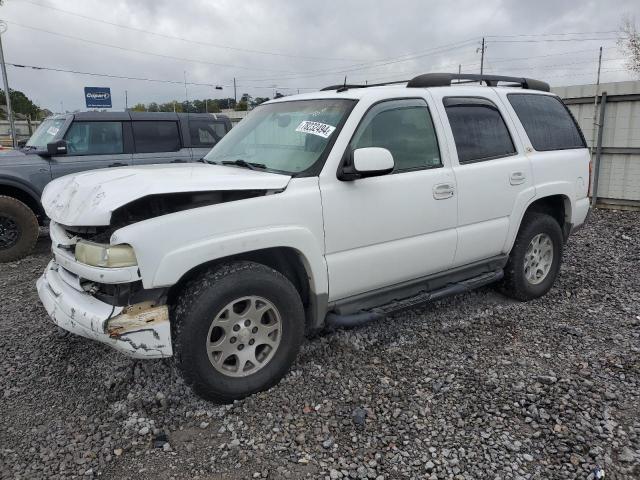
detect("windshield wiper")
[221,159,267,170]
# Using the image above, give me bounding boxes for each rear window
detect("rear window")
[444,97,516,163]
[132,121,181,153]
[189,119,228,148]
[507,94,585,151]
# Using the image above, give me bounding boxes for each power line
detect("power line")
[485,31,619,38]
[6,61,320,90]
[243,38,479,82]
[4,20,300,73]
[488,37,618,43]
[13,0,362,62]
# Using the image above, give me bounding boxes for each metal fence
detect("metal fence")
[553,81,640,209]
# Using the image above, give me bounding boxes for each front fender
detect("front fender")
[151,226,327,295]
[111,177,328,296]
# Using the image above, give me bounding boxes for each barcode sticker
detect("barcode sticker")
[295,121,336,139]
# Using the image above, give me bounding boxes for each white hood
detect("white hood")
[42,163,291,226]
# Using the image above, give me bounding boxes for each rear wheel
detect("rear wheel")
[173,261,305,403]
[0,195,39,263]
[502,213,563,301]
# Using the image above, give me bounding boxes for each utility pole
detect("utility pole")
[183,71,189,112]
[589,46,604,197]
[125,90,128,110]
[0,22,17,149]
[478,37,486,76]
[233,77,237,104]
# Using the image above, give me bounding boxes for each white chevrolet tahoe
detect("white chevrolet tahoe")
[37,73,591,403]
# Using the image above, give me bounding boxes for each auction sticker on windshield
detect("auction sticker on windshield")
[46,126,59,136]
[295,121,336,139]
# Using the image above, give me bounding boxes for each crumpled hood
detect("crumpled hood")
[42,163,291,226]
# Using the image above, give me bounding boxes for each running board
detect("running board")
[326,269,503,328]
[372,269,503,316]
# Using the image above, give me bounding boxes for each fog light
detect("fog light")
[75,240,137,268]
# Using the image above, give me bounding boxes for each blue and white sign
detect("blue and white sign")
[84,87,112,108]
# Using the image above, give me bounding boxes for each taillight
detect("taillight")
[588,160,593,197]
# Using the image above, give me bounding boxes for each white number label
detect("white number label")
[295,121,335,139]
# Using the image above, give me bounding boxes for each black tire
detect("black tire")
[501,212,563,301]
[173,261,305,403]
[0,195,39,263]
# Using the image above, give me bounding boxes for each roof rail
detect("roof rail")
[320,73,550,93]
[320,80,408,92]
[406,73,550,92]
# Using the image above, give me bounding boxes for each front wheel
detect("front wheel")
[0,195,39,263]
[173,261,305,403]
[501,213,563,301]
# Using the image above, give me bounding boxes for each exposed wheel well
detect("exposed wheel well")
[523,195,571,240]
[0,184,43,223]
[167,247,313,328]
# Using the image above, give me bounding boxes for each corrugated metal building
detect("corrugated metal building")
[552,81,640,208]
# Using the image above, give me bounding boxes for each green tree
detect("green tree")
[131,103,147,112]
[235,101,248,111]
[147,102,159,112]
[0,88,41,118]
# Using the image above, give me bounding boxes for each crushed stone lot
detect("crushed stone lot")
[1,209,639,480]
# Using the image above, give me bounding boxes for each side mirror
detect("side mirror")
[46,139,68,156]
[338,147,394,181]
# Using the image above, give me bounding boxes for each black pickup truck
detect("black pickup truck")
[0,111,232,262]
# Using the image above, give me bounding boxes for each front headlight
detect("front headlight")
[75,240,137,268]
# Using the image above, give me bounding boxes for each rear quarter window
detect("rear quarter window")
[507,94,586,151]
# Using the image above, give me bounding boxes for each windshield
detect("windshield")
[204,99,355,174]
[25,118,66,149]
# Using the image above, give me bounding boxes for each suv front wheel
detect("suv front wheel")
[0,195,39,263]
[173,261,305,403]
[502,212,563,301]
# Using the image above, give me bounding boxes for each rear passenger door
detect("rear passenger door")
[434,91,535,266]
[51,121,132,179]
[187,118,230,160]
[131,120,191,165]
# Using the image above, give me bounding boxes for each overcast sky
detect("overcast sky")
[1,0,638,112]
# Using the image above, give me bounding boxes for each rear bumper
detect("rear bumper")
[569,197,591,236]
[37,260,172,359]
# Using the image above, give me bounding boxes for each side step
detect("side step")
[326,269,503,328]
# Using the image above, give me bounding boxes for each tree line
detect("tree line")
[129,95,271,113]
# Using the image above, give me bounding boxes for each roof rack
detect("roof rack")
[406,73,550,92]
[320,73,550,93]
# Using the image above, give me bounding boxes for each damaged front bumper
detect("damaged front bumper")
[37,260,173,359]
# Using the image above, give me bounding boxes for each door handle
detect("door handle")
[433,183,455,200]
[510,171,526,185]
[170,159,188,163]
[108,162,127,168]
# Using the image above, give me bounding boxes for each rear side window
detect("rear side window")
[132,121,181,153]
[444,97,516,164]
[64,121,123,155]
[508,94,586,151]
[189,119,228,148]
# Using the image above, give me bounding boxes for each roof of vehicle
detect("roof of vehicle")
[267,73,555,104]
[45,112,230,121]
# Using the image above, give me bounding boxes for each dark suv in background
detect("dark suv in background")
[0,111,232,262]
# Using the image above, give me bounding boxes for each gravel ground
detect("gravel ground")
[1,208,639,480]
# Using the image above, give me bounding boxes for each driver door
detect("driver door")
[320,98,458,302]
[50,121,132,179]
